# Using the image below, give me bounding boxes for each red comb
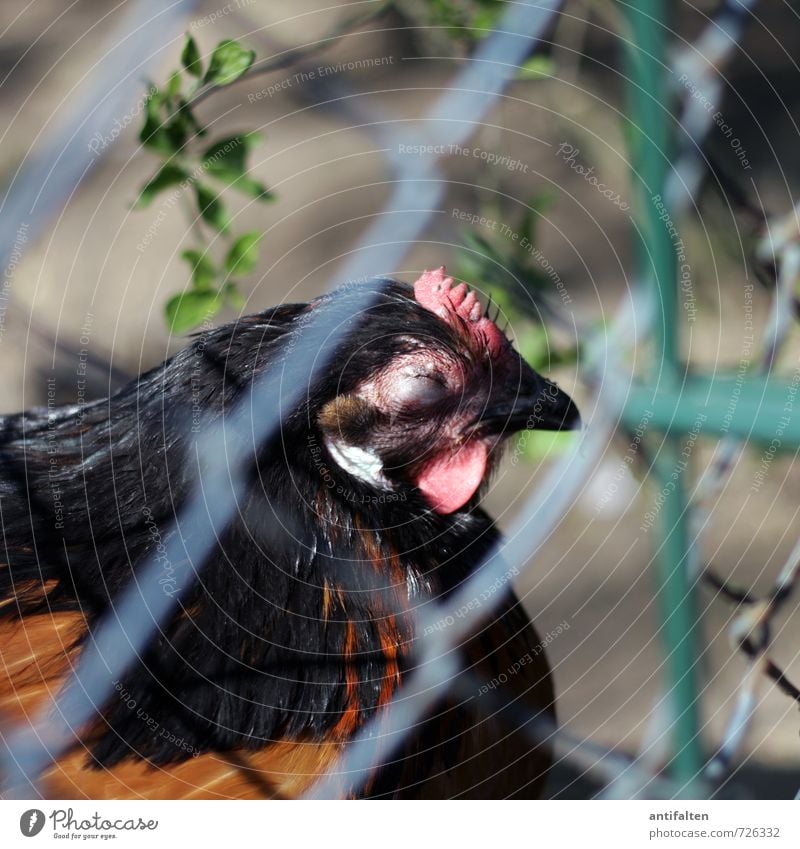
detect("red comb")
[413,266,508,358]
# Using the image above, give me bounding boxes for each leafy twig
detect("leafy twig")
[134,36,272,332]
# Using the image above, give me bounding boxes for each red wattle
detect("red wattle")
[415,441,488,514]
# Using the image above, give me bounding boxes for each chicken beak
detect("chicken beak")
[473,379,581,436]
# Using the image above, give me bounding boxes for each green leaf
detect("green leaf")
[224,282,246,309]
[203,39,255,87]
[519,192,555,247]
[171,99,205,143]
[174,98,206,140]
[207,168,273,201]
[202,132,263,174]
[195,183,230,233]
[453,256,483,283]
[165,290,223,333]
[201,133,271,200]
[462,231,505,266]
[517,323,549,369]
[181,249,217,290]
[548,345,579,369]
[517,55,554,80]
[521,430,578,462]
[164,127,187,154]
[181,34,203,78]
[470,8,499,37]
[139,87,200,155]
[139,90,177,155]
[429,0,467,29]
[135,163,189,208]
[166,70,182,98]
[225,232,261,275]
[484,286,515,319]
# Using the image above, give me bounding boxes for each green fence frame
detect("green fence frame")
[623,2,794,786]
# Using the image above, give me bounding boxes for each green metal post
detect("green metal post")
[623,0,679,375]
[623,1,703,786]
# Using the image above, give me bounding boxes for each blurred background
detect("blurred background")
[2,0,800,797]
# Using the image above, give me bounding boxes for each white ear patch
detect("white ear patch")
[324,436,391,489]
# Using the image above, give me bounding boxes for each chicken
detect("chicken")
[0,267,579,799]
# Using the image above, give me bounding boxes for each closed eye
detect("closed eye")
[394,371,448,405]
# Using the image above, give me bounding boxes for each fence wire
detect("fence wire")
[2,0,798,802]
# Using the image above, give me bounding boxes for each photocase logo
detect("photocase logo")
[19,809,46,837]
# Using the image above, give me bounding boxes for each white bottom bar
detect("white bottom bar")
[1,800,798,847]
